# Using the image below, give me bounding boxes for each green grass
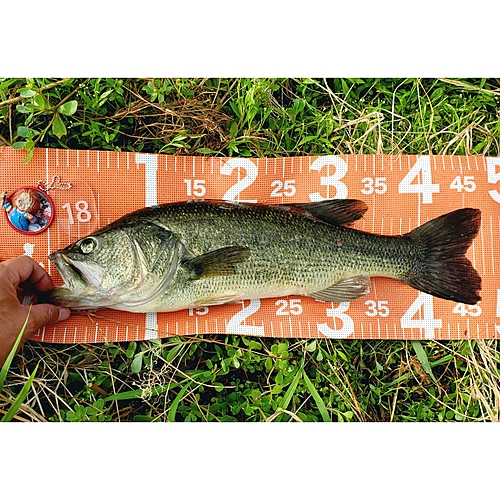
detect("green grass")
[1,78,499,422]
[0,307,38,422]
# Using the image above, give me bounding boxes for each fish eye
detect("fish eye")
[79,237,98,254]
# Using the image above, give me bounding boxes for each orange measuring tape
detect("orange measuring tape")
[1,147,499,342]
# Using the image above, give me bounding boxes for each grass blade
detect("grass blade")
[0,307,31,392]
[104,381,181,402]
[410,340,437,383]
[167,382,192,422]
[274,366,302,422]
[1,364,38,422]
[104,372,203,402]
[302,371,331,422]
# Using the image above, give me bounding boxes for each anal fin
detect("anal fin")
[308,275,371,302]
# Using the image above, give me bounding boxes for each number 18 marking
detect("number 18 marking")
[61,201,92,224]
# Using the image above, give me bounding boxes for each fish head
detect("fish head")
[47,219,181,310]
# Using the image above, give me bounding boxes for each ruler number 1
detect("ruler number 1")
[308,156,348,201]
[221,159,258,203]
[317,302,354,339]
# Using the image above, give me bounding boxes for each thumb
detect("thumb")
[24,304,71,339]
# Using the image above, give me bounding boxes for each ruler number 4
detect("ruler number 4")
[398,156,439,204]
[401,292,442,339]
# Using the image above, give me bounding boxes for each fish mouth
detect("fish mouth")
[49,251,89,289]
[47,251,110,309]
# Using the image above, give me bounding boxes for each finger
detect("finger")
[1,256,55,292]
[0,305,70,367]
[23,304,71,338]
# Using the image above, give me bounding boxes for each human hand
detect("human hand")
[0,256,71,367]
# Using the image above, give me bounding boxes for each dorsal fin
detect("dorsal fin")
[283,199,368,226]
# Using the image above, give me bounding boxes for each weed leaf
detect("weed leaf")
[20,89,36,98]
[12,141,27,150]
[58,100,78,116]
[52,113,66,139]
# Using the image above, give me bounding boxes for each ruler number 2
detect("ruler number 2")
[221,159,258,203]
[184,179,206,197]
[270,180,296,197]
[275,299,302,315]
[226,299,265,336]
[452,303,482,317]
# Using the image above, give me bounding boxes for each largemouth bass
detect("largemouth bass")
[46,199,482,311]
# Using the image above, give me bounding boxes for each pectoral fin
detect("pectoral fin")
[308,275,371,302]
[183,246,250,280]
[190,291,244,307]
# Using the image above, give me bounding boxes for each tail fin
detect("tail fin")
[403,208,481,304]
